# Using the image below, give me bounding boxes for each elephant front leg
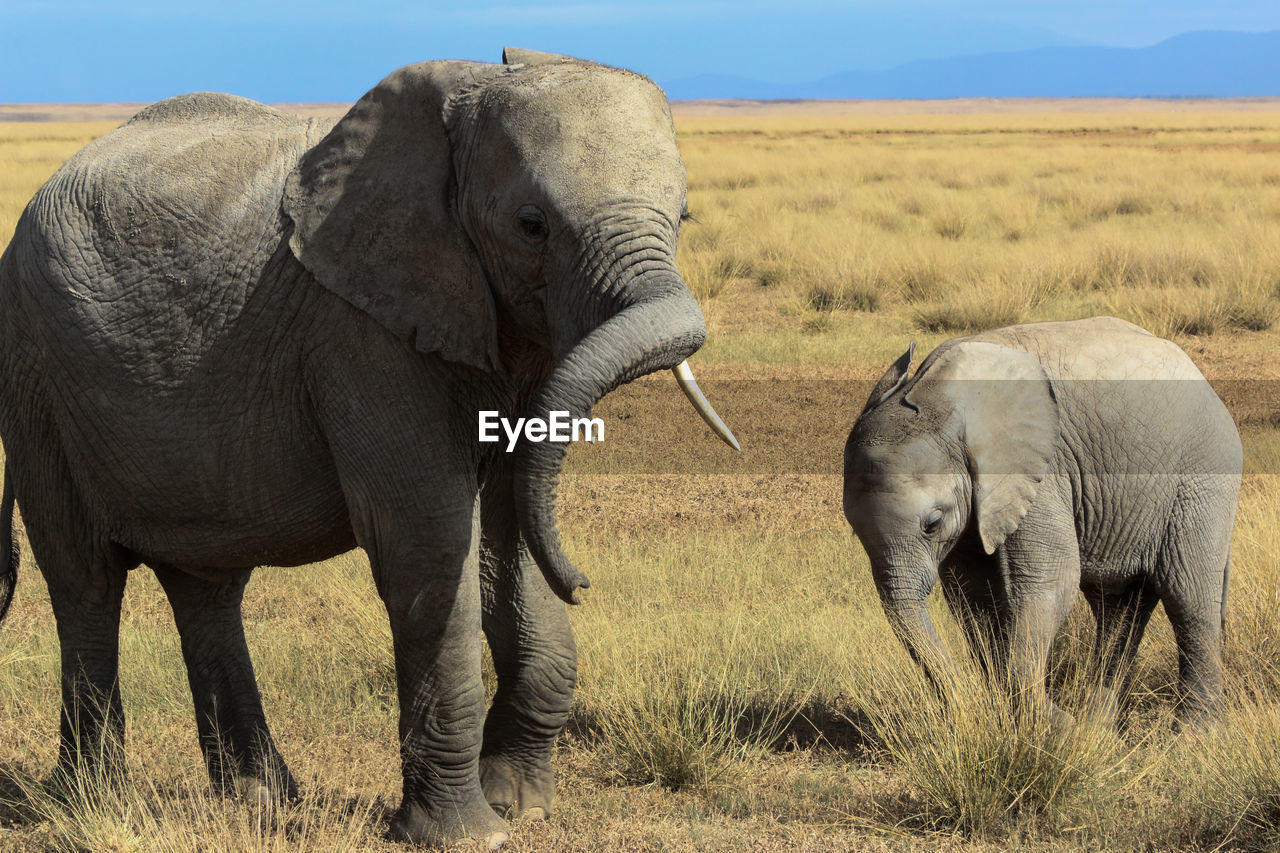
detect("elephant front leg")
[939,559,1006,685]
[1005,593,1077,728]
[372,504,509,848]
[478,468,576,821]
[152,565,295,802]
[479,548,576,820]
[1001,506,1081,727]
[1083,581,1159,726]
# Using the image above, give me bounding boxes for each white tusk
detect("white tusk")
[672,360,740,451]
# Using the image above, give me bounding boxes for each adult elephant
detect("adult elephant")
[0,48,736,847]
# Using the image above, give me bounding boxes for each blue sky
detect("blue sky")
[3,1,1280,102]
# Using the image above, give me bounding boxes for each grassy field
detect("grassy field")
[0,104,1279,851]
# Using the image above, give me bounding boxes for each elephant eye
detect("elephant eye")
[515,204,549,243]
[922,508,945,536]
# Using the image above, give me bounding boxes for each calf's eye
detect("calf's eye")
[922,508,945,536]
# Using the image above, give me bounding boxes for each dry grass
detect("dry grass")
[0,106,1278,849]
[844,660,1137,837]
[675,111,1280,364]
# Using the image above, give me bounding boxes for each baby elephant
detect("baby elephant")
[843,317,1242,726]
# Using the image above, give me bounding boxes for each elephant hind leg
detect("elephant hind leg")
[10,445,131,782]
[1158,503,1232,729]
[1083,580,1158,726]
[1163,599,1225,728]
[48,555,129,784]
[151,564,295,802]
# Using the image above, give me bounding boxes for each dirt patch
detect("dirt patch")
[561,348,1280,535]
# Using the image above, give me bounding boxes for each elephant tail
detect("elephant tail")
[0,467,15,623]
[1220,554,1231,638]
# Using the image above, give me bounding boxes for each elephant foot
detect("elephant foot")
[1083,686,1121,727]
[1047,703,1076,731]
[1172,697,1223,733]
[208,752,299,804]
[479,753,556,820]
[388,795,510,849]
[234,771,299,806]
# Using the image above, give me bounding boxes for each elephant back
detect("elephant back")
[127,92,298,127]
[966,317,1242,561]
[12,94,315,388]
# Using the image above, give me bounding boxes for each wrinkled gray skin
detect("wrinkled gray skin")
[0,50,716,847]
[844,317,1242,728]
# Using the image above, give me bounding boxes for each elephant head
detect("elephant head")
[283,50,735,604]
[843,341,1059,677]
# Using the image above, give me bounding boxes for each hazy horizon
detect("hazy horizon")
[3,1,1280,102]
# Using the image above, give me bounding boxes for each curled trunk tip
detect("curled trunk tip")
[515,288,709,605]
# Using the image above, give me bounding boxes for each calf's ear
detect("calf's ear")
[911,341,1059,554]
[860,342,915,416]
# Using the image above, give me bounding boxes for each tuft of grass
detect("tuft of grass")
[844,645,1137,838]
[586,674,784,792]
[0,760,379,853]
[1175,699,1280,850]
[680,250,751,301]
[895,253,953,303]
[931,210,970,240]
[991,193,1042,242]
[805,286,842,314]
[752,249,799,289]
[799,311,837,336]
[913,297,1027,333]
[911,272,1051,333]
[803,273,882,315]
[582,643,798,792]
[1108,285,1278,337]
[1068,242,1223,292]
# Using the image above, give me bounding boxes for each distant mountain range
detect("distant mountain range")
[665,30,1280,101]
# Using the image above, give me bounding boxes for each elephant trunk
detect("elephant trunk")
[875,559,955,688]
[883,597,952,681]
[514,280,710,604]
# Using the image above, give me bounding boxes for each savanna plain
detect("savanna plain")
[1,99,1280,851]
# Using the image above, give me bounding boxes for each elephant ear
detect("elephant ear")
[860,342,915,416]
[912,341,1059,554]
[284,61,502,372]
